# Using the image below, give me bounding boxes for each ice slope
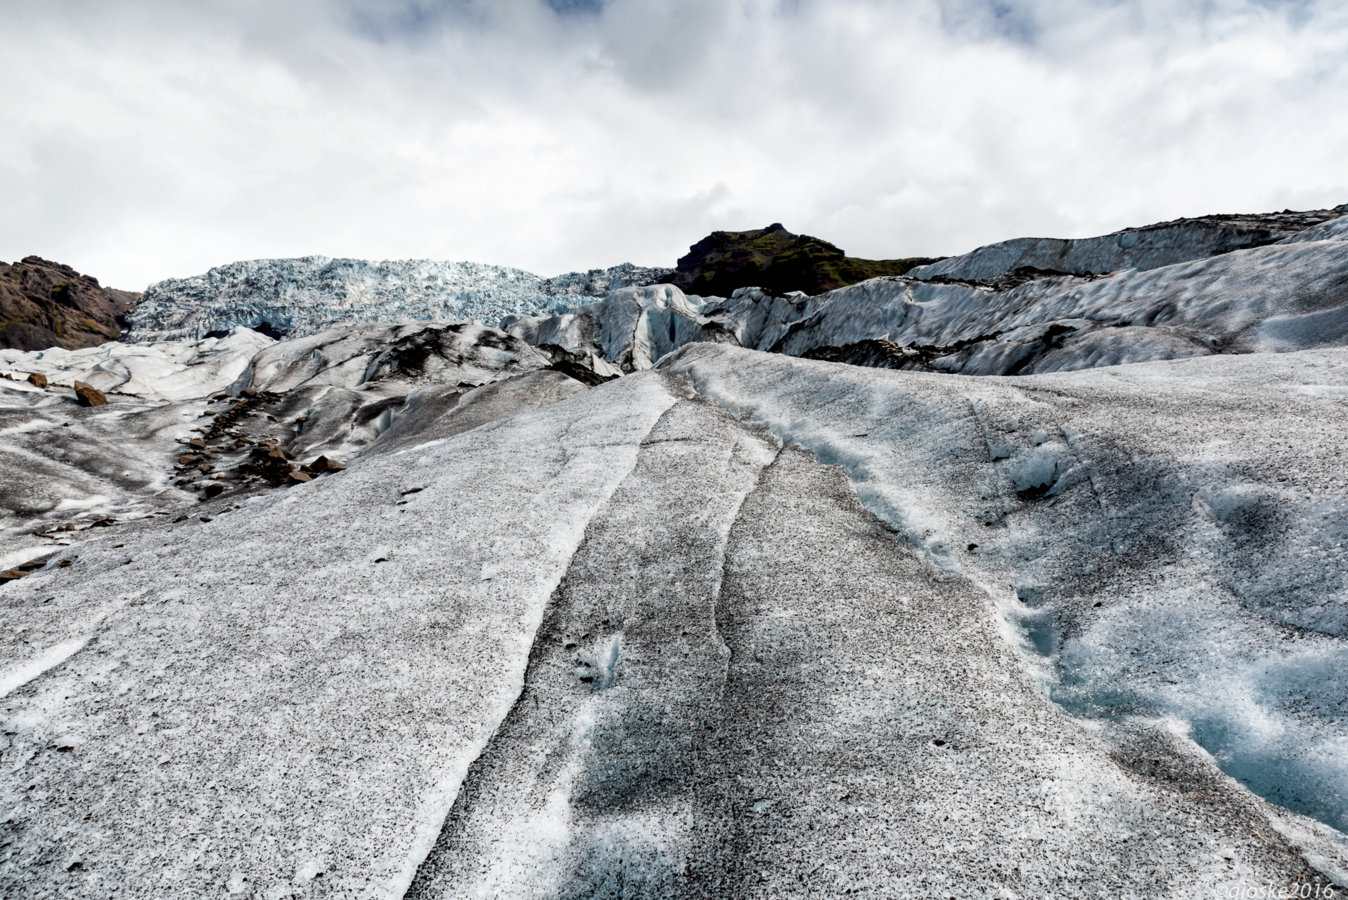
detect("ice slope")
[507,236,1348,377]
[1283,212,1348,244]
[128,257,670,342]
[0,332,275,570]
[0,328,272,403]
[1,370,1343,897]
[0,374,677,899]
[0,322,576,570]
[907,204,1348,281]
[661,342,1348,850]
[767,238,1348,371]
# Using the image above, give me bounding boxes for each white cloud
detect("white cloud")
[2,0,1347,289]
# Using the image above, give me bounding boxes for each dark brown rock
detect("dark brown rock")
[287,471,312,484]
[309,456,346,473]
[188,438,207,450]
[25,372,47,388]
[0,257,139,352]
[669,224,938,297]
[178,455,199,466]
[73,381,107,407]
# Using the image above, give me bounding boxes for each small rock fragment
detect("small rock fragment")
[26,372,48,388]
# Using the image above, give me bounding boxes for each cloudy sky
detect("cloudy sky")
[4,0,1347,289]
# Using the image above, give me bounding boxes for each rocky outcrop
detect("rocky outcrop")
[669,223,936,297]
[0,257,139,351]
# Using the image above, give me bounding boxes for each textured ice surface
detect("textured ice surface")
[0,322,572,569]
[0,374,677,898]
[2,369,1343,897]
[661,342,1348,852]
[129,257,671,342]
[0,328,272,402]
[1283,213,1348,244]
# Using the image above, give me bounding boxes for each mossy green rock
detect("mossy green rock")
[669,223,938,297]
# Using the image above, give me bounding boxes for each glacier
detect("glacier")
[127,256,671,343]
[3,204,1348,897]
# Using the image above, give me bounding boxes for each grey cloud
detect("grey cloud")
[1,0,1346,290]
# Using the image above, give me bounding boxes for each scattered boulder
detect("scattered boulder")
[287,471,312,484]
[308,456,345,474]
[25,372,47,388]
[73,381,107,407]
